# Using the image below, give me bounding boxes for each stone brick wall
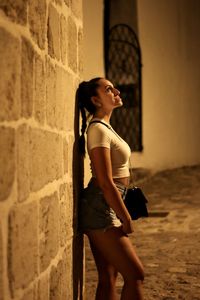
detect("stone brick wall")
[0,0,83,299]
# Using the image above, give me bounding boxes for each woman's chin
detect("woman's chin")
[116,101,123,107]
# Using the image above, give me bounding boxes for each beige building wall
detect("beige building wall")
[83,0,200,175]
[0,1,83,299]
[134,0,200,170]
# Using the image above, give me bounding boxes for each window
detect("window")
[104,0,143,151]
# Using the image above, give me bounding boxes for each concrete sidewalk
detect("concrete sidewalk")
[84,165,200,300]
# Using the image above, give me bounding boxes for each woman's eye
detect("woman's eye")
[106,87,112,92]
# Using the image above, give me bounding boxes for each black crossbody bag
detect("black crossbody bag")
[89,120,149,220]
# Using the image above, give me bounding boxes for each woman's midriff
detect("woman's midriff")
[91,177,130,188]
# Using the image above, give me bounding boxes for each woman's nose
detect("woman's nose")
[114,88,120,95]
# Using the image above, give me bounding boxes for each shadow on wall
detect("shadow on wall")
[72,91,84,300]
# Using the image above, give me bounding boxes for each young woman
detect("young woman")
[77,77,144,300]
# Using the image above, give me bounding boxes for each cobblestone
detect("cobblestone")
[85,165,200,299]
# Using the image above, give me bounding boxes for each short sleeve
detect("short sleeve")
[87,124,111,151]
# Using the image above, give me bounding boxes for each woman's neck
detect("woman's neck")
[93,112,111,124]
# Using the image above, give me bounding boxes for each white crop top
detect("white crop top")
[87,119,131,178]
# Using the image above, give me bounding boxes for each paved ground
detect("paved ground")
[84,165,200,300]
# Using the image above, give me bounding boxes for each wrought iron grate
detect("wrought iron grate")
[105,24,143,151]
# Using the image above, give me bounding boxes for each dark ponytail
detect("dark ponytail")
[77,77,102,156]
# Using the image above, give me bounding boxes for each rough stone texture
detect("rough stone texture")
[50,248,72,300]
[59,183,73,246]
[71,0,82,20]
[54,0,62,6]
[65,75,75,131]
[21,37,34,118]
[21,285,37,300]
[60,14,67,65]
[46,59,72,131]
[17,124,30,202]
[0,225,3,300]
[0,0,83,298]
[34,53,46,124]
[0,0,28,24]
[64,0,70,7]
[78,28,83,75]
[54,66,68,130]
[0,127,15,202]
[29,0,47,49]
[29,128,63,192]
[48,3,60,60]
[38,274,49,300]
[0,27,20,122]
[39,192,59,272]
[46,57,56,128]
[68,135,74,177]
[63,138,68,174]
[67,16,77,72]
[8,202,38,293]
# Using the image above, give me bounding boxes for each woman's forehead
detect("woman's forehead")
[98,78,113,87]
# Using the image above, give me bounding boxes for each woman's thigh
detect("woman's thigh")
[89,236,118,282]
[86,227,144,281]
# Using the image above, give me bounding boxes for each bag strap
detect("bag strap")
[88,120,120,139]
[89,120,111,129]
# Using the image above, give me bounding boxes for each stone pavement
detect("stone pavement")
[84,165,200,300]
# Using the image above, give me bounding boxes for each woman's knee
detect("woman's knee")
[124,265,145,282]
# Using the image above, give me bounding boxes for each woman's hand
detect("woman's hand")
[122,219,134,234]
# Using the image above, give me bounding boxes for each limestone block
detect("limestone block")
[68,135,74,177]
[56,66,75,131]
[46,59,74,131]
[67,16,77,72]
[54,0,62,5]
[0,225,3,300]
[38,274,49,300]
[29,0,47,49]
[0,27,20,122]
[64,0,70,7]
[34,53,46,124]
[63,138,68,174]
[48,3,60,60]
[64,72,75,131]
[46,57,56,128]
[60,14,67,65]
[29,128,63,192]
[59,183,73,246]
[17,124,30,202]
[0,0,28,24]
[8,202,38,293]
[21,285,37,300]
[21,37,34,118]
[78,28,83,75]
[39,192,59,272]
[50,247,72,300]
[0,127,15,201]
[71,0,82,20]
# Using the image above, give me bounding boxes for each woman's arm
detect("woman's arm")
[89,147,133,233]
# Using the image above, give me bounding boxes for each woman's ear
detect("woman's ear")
[91,96,101,108]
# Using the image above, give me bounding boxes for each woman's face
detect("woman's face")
[93,78,123,112]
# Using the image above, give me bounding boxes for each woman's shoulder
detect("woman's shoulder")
[87,122,109,135]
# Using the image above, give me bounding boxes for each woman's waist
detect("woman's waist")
[90,177,129,188]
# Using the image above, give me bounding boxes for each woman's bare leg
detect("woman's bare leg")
[89,237,119,300]
[87,227,144,300]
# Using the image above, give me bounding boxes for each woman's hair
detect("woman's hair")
[77,77,103,156]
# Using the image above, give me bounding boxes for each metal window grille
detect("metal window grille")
[105,24,143,151]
